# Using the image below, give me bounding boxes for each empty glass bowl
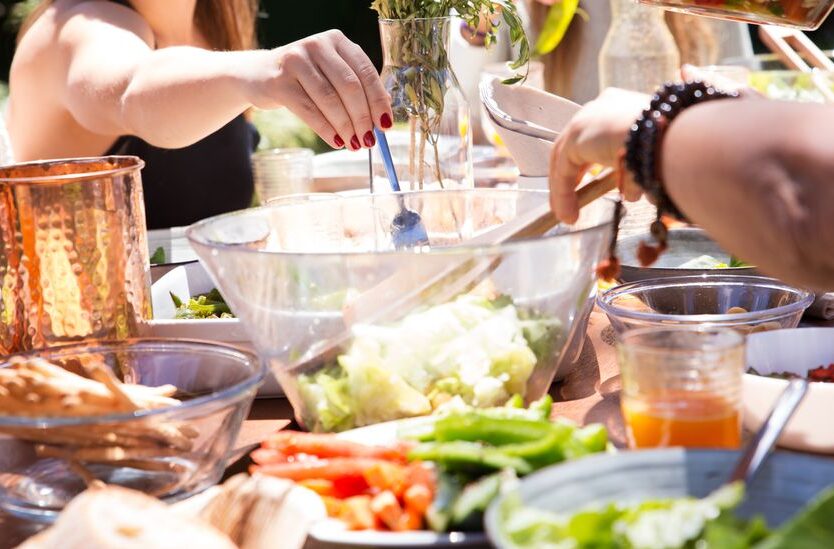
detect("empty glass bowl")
[0,339,264,521]
[188,189,616,432]
[599,275,814,335]
[638,0,834,30]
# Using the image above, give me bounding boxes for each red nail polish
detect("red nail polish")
[350,135,360,150]
[334,135,344,148]
[380,113,392,129]
[363,131,375,148]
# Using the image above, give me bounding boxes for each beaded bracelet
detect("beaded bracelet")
[624,81,740,222]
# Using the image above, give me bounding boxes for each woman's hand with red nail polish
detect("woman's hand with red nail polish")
[249,30,394,150]
[380,113,392,129]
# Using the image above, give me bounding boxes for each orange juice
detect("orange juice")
[622,391,741,449]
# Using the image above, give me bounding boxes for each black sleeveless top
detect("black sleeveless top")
[105,116,259,229]
[103,0,258,229]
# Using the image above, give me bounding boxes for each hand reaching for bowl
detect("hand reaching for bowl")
[548,87,649,224]
[548,69,761,225]
[249,30,393,151]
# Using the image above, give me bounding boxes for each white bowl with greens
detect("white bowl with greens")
[138,263,283,397]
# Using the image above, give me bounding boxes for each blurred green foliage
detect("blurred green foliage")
[251,108,329,154]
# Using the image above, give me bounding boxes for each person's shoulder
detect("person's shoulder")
[50,0,154,47]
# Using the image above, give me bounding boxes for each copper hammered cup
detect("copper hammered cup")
[0,157,151,353]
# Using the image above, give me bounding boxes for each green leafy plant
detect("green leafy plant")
[370,1,529,75]
[370,1,529,188]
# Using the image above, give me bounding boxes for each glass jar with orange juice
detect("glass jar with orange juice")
[617,327,744,449]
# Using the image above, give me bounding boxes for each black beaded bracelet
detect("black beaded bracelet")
[624,81,740,222]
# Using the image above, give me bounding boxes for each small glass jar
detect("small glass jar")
[251,148,314,205]
[617,326,744,449]
[638,0,834,30]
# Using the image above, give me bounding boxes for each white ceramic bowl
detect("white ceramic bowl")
[143,262,249,343]
[138,262,283,397]
[744,327,834,453]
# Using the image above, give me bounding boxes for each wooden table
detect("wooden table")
[3,309,832,545]
[0,310,629,546]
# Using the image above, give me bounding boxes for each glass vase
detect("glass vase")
[374,17,474,192]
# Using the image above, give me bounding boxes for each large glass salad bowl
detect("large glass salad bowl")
[187,190,616,432]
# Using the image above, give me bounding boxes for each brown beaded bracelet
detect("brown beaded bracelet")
[624,81,740,222]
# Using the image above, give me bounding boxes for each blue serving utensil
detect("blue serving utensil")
[374,128,429,249]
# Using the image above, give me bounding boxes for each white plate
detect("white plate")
[141,262,249,342]
[148,226,199,266]
[306,418,488,548]
[744,327,834,453]
[313,146,515,193]
[139,262,283,397]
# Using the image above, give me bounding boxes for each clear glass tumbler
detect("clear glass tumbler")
[251,148,314,204]
[617,326,744,449]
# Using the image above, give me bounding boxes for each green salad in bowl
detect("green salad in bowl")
[298,294,560,432]
[498,482,834,548]
[486,449,834,549]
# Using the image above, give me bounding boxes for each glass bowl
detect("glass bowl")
[0,339,264,521]
[598,275,814,335]
[187,189,616,432]
[639,0,834,30]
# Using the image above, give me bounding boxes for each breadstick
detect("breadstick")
[0,358,198,476]
[35,443,180,463]
[83,363,141,412]
[67,460,97,487]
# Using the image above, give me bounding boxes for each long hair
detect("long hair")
[19,0,258,51]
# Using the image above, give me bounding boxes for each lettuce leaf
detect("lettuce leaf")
[298,295,557,431]
[754,487,834,549]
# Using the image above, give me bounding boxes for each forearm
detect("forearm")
[118,48,273,148]
[68,47,271,149]
[662,99,834,291]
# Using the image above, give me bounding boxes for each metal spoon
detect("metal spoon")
[373,128,429,250]
[729,377,809,486]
